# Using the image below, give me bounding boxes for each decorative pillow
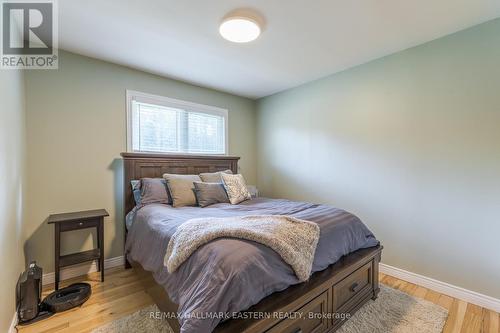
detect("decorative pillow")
[163,174,201,207]
[140,178,170,205]
[193,182,230,207]
[199,169,233,183]
[221,173,252,205]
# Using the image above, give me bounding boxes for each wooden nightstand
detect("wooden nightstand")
[48,209,109,290]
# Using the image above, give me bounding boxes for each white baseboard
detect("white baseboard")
[9,312,17,333]
[42,255,125,286]
[380,263,500,313]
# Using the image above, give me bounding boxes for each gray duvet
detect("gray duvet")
[125,198,378,333]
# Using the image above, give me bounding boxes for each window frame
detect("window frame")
[126,90,229,155]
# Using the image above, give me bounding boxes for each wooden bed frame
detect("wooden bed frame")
[122,152,382,333]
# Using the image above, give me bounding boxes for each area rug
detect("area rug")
[336,285,448,333]
[91,284,448,333]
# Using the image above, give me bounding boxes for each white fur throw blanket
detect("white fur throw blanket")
[164,215,321,282]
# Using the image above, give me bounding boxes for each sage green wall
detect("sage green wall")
[257,19,500,298]
[0,70,26,332]
[24,50,257,272]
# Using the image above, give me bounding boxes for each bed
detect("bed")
[122,152,382,333]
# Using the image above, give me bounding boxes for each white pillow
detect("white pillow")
[221,173,252,205]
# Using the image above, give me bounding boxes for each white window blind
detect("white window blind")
[127,91,227,154]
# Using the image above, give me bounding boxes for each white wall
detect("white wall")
[257,18,500,298]
[0,69,26,332]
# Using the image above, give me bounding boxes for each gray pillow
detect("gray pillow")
[163,174,201,207]
[199,169,233,183]
[193,182,229,207]
[140,178,170,205]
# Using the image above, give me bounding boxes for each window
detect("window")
[126,90,228,154]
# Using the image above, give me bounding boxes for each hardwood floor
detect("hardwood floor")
[17,267,153,333]
[380,273,499,333]
[17,268,499,333]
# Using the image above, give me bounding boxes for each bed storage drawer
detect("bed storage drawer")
[332,262,372,310]
[266,290,329,333]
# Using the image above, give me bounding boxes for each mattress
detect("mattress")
[125,197,379,333]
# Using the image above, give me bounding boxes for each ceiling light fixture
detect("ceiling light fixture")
[219,9,264,43]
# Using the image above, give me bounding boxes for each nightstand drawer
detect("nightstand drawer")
[59,218,99,232]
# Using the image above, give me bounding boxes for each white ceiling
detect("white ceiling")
[59,0,500,99]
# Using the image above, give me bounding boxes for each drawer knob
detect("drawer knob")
[78,222,83,226]
[350,282,360,293]
[293,329,302,333]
